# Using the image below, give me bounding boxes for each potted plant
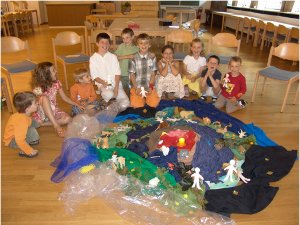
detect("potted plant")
[121,1,131,15]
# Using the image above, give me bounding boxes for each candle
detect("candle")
[177,137,186,147]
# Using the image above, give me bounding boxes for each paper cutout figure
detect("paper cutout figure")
[237,169,251,183]
[117,156,126,169]
[191,167,204,190]
[140,87,148,98]
[223,160,237,182]
[223,74,230,88]
[149,177,160,188]
[160,145,170,156]
[238,130,247,138]
[155,117,164,123]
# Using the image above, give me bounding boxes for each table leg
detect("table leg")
[235,18,240,37]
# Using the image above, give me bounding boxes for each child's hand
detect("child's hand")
[190,76,198,82]
[102,81,108,88]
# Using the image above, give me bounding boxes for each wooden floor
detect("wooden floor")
[1,25,299,225]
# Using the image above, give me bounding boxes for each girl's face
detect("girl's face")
[50,66,57,81]
[191,42,202,58]
[162,48,174,62]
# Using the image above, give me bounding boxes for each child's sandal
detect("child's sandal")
[55,127,65,138]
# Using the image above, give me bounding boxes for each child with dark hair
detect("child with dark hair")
[114,28,139,95]
[3,91,39,158]
[90,32,130,111]
[200,55,222,102]
[32,62,82,137]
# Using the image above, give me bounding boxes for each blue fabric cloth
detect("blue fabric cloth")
[58,53,90,63]
[157,99,277,147]
[2,60,36,73]
[50,138,98,183]
[113,114,143,123]
[259,66,298,81]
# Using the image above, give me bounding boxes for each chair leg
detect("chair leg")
[281,80,292,113]
[1,78,13,113]
[260,37,264,50]
[293,83,299,105]
[251,73,260,102]
[261,76,267,95]
[62,63,69,90]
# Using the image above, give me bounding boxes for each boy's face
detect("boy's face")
[229,61,241,74]
[207,58,219,71]
[79,74,91,84]
[50,66,57,81]
[122,33,133,45]
[26,99,38,114]
[137,39,150,55]
[96,38,110,53]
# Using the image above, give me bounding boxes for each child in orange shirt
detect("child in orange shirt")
[3,92,39,158]
[70,68,103,116]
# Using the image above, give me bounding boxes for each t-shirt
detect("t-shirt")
[70,83,97,105]
[221,72,247,99]
[114,43,139,77]
[3,113,34,154]
[200,68,222,87]
[89,52,121,86]
[183,55,206,74]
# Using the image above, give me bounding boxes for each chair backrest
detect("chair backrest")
[265,22,276,33]
[166,29,193,53]
[242,17,251,28]
[275,25,289,43]
[53,31,82,46]
[1,36,29,53]
[208,32,241,56]
[258,20,266,32]
[250,18,258,30]
[267,43,299,66]
[288,27,299,43]
[88,29,113,55]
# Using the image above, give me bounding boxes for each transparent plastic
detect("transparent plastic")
[59,163,235,225]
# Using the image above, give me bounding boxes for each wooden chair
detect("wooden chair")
[240,17,250,42]
[251,43,299,112]
[1,78,14,113]
[274,25,289,46]
[52,31,90,90]
[207,32,241,64]
[1,36,36,112]
[288,27,299,43]
[165,29,193,61]
[254,20,266,47]
[260,22,276,50]
[88,29,113,55]
[248,18,258,45]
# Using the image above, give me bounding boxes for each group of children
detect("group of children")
[3,28,247,158]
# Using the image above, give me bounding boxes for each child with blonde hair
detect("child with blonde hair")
[182,38,206,97]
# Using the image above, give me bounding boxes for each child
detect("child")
[32,62,83,137]
[129,33,160,108]
[114,28,139,95]
[214,56,247,113]
[89,32,130,111]
[70,68,102,116]
[200,55,222,102]
[156,45,185,99]
[3,92,39,158]
[182,38,206,97]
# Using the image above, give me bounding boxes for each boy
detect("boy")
[200,55,222,103]
[128,33,160,108]
[89,32,130,111]
[3,92,39,158]
[214,56,247,113]
[70,68,104,116]
[114,28,139,95]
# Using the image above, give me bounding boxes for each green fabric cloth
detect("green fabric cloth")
[114,43,139,77]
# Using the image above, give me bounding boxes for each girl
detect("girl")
[32,62,84,137]
[182,38,206,97]
[156,45,185,99]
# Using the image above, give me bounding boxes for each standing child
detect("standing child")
[214,56,247,113]
[89,32,130,111]
[182,38,206,97]
[114,28,139,95]
[200,55,222,102]
[3,92,39,158]
[129,33,160,108]
[156,45,185,99]
[32,62,83,137]
[70,68,102,116]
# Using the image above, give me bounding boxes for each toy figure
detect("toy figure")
[160,145,170,156]
[117,156,126,169]
[111,152,118,170]
[238,129,247,138]
[223,159,237,182]
[140,87,148,98]
[223,73,230,88]
[155,117,164,123]
[102,135,109,149]
[191,167,204,190]
[148,177,160,188]
[180,111,194,119]
[202,117,211,125]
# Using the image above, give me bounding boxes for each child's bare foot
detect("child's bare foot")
[55,126,65,138]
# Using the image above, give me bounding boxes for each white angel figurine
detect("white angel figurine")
[223,160,237,182]
[237,169,251,183]
[191,167,204,190]
[223,74,230,88]
[140,87,148,98]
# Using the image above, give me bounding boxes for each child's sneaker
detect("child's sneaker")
[212,97,218,103]
[237,99,247,108]
[200,95,207,101]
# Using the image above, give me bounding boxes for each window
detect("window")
[227,0,233,6]
[257,0,282,11]
[292,1,300,13]
[237,0,251,8]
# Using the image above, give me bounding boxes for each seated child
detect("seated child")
[200,55,222,102]
[214,56,247,113]
[89,32,130,111]
[182,38,206,97]
[3,92,39,158]
[114,28,139,96]
[156,45,185,99]
[70,68,104,116]
[129,33,160,108]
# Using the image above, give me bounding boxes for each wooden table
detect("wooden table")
[108,18,174,46]
[91,8,107,14]
[163,7,196,24]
